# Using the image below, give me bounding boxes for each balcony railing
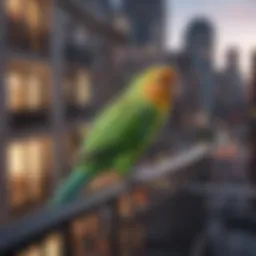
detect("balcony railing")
[0,139,220,256]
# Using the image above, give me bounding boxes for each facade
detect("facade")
[0,0,123,223]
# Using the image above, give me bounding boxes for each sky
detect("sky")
[165,0,256,77]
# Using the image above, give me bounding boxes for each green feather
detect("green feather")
[50,164,95,205]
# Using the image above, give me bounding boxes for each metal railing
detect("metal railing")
[0,141,217,256]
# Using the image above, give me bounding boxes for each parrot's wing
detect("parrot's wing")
[77,100,158,163]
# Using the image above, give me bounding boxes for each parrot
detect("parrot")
[50,65,177,205]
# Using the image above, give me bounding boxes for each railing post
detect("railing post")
[109,199,121,256]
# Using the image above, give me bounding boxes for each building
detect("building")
[168,18,216,131]
[215,48,246,124]
[184,18,216,124]
[123,0,165,49]
[0,0,128,224]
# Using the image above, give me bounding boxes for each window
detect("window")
[75,69,92,106]
[7,136,53,211]
[27,73,44,110]
[6,62,50,112]
[6,71,27,111]
[65,68,92,107]
[44,234,63,256]
[6,0,50,53]
[5,0,24,20]
[25,0,41,51]
[7,141,28,208]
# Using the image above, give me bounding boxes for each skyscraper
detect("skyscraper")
[123,0,165,49]
[220,48,245,123]
[184,18,216,125]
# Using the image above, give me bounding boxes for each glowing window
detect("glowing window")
[27,74,43,110]
[5,0,23,20]
[7,141,28,208]
[74,70,92,106]
[44,234,63,256]
[6,72,26,111]
[7,137,53,210]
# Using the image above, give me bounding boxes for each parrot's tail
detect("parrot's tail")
[49,165,95,206]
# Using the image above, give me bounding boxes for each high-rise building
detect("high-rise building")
[184,18,216,125]
[123,0,165,49]
[216,48,245,123]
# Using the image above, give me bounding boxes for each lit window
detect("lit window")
[7,141,28,208]
[5,0,23,20]
[7,137,52,210]
[6,62,50,112]
[27,74,43,111]
[74,69,92,106]
[6,72,26,111]
[25,0,40,31]
[44,234,63,256]
[25,0,41,51]
[27,139,44,201]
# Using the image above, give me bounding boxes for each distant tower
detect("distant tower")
[223,47,245,120]
[185,18,215,60]
[184,18,216,123]
[226,47,239,70]
[123,0,165,49]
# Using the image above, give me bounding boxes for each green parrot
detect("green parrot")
[51,65,177,205]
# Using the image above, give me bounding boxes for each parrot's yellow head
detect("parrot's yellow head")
[141,66,177,111]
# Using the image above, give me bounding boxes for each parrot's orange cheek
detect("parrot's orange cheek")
[145,85,170,109]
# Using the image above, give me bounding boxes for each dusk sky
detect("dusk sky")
[165,0,256,77]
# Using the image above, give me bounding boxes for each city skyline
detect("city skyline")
[165,0,256,78]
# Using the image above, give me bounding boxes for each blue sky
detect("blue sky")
[165,0,256,76]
